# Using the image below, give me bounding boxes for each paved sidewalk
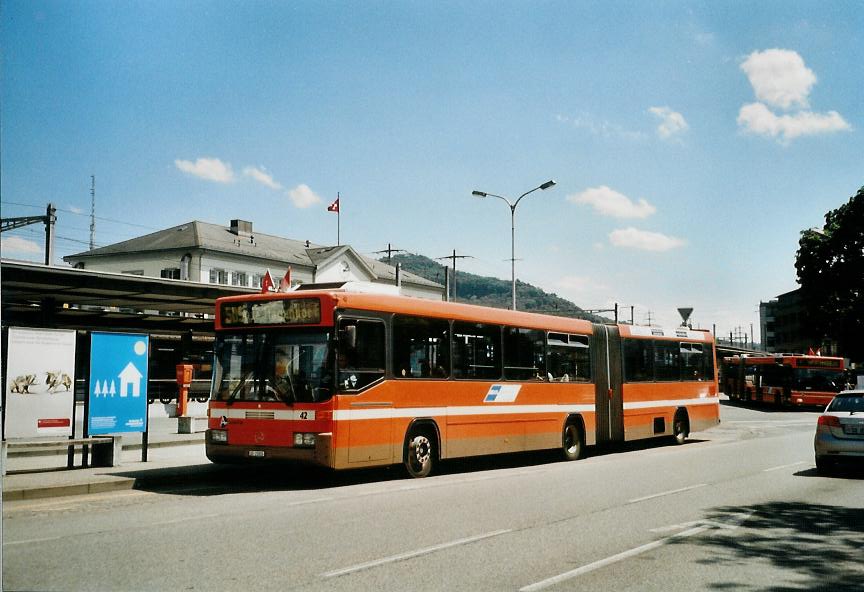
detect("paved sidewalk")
[2,415,210,501]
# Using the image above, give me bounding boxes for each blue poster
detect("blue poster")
[88,332,149,434]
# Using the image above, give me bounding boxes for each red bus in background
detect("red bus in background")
[205,287,720,477]
[721,354,846,408]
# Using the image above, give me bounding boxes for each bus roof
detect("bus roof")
[216,289,714,343]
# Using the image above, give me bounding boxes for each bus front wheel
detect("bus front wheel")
[404,428,435,478]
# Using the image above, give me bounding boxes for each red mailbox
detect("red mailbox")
[175,364,194,417]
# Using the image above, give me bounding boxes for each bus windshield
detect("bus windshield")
[793,368,844,393]
[212,330,333,403]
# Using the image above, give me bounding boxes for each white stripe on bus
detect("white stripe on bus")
[212,397,718,421]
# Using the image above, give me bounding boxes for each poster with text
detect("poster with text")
[4,327,77,439]
[88,332,149,435]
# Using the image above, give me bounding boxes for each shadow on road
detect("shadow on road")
[117,436,704,496]
[679,501,864,592]
[720,399,823,413]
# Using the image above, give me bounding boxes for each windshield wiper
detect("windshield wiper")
[226,369,255,405]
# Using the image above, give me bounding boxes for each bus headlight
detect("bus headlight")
[210,429,228,443]
[294,433,316,448]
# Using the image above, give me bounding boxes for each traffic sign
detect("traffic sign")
[88,332,149,434]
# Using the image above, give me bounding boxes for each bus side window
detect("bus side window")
[681,343,704,380]
[547,333,591,382]
[623,339,653,382]
[504,327,545,381]
[654,341,681,381]
[452,322,501,380]
[337,318,385,391]
[393,315,450,379]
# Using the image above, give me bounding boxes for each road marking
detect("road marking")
[763,461,807,472]
[150,513,220,527]
[286,496,334,506]
[627,483,706,504]
[321,529,512,578]
[520,512,753,592]
[4,535,66,547]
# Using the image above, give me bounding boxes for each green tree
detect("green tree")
[795,186,864,362]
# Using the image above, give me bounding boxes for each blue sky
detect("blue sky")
[3,1,862,339]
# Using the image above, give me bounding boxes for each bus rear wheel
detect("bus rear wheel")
[404,428,435,478]
[672,411,689,445]
[561,421,584,461]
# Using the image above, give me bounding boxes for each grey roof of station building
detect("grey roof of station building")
[64,220,441,289]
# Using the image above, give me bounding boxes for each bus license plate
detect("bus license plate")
[248,450,265,458]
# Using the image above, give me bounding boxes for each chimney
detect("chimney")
[230,219,253,236]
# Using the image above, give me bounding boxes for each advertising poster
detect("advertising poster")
[88,332,149,435]
[4,327,77,439]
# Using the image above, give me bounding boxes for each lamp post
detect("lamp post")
[472,180,556,310]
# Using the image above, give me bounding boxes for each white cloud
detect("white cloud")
[648,106,689,140]
[737,49,850,144]
[568,186,656,219]
[69,205,83,214]
[287,184,322,209]
[737,102,851,142]
[1,236,42,254]
[555,112,646,142]
[243,166,283,190]
[740,49,816,110]
[555,275,609,294]
[175,157,235,183]
[609,227,685,251]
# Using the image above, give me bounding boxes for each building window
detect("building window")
[209,268,228,285]
[232,271,248,287]
[122,270,144,275]
[161,268,181,280]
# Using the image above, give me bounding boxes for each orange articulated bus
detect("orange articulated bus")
[722,354,846,408]
[206,287,720,477]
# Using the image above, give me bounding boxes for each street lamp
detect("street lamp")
[472,179,556,310]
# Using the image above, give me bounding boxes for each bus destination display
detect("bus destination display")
[221,298,321,327]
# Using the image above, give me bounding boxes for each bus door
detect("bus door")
[592,324,624,444]
[336,316,391,464]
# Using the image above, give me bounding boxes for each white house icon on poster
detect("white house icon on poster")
[119,362,143,397]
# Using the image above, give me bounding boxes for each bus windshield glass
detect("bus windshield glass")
[212,330,333,403]
[793,368,844,393]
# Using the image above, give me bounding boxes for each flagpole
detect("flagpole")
[337,192,341,245]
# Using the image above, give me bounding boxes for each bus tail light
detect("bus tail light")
[294,433,316,448]
[211,429,228,443]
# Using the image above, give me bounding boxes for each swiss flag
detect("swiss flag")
[279,267,292,292]
[260,269,275,293]
[327,197,340,213]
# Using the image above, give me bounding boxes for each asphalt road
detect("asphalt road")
[3,401,863,592]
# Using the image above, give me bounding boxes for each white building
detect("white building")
[64,219,443,299]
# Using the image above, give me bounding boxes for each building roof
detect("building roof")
[64,220,441,289]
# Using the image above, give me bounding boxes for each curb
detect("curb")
[3,477,136,501]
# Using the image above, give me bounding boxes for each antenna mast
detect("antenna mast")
[89,175,96,250]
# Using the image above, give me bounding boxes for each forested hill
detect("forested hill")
[385,253,609,323]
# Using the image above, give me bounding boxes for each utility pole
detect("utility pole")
[373,243,406,264]
[1,202,56,265]
[583,303,619,323]
[436,249,472,302]
[45,203,56,265]
[89,175,96,250]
